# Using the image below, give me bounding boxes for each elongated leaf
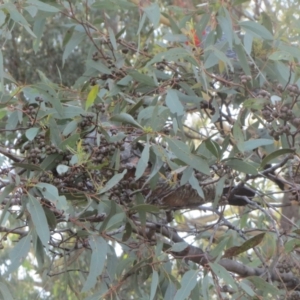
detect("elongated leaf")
[110,113,143,129]
[86,84,99,110]
[143,3,160,28]
[86,60,111,74]
[239,281,256,297]
[233,121,244,152]
[217,14,233,48]
[169,242,189,252]
[189,174,204,198]
[104,212,125,231]
[247,276,279,297]
[108,27,117,50]
[225,158,258,175]
[146,48,192,67]
[130,204,160,213]
[269,51,292,61]
[209,262,238,290]
[127,70,157,87]
[25,127,39,141]
[82,236,107,292]
[27,194,50,248]
[7,233,31,274]
[99,169,127,194]
[204,139,221,159]
[36,182,68,211]
[26,0,59,12]
[166,138,210,175]
[165,89,184,116]
[0,283,14,300]
[0,184,15,205]
[243,97,269,110]
[33,18,46,53]
[223,233,265,258]
[284,238,300,253]
[260,148,294,168]
[174,270,198,300]
[213,176,226,208]
[244,138,273,151]
[234,43,251,76]
[150,270,159,300]
[135,142,150,180]
[240,21,273,40]
[63,32,85,65]
[0,49,3,90]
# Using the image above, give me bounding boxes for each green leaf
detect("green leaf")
[246,276,279,297]
[62,31,85,65]
[204,47,232,70]
[240,21,273,40]
[43,206,57,231]
[63,120,78,136]
[0,10,7,27]
[99,169,127,194]
[6,3,36,37]
[278,43,300,60]
[174,270,198,300]
[150,270,159,300]
[82,236,107,292]
[169,242,189,252]
[0,283,14,300]
[27,194,50,248]
[239,280,256,297]
[217,13,233,48]
[143,3,160,28]
[7,233,31,274]
[135,142,150,180]
[0,49,3,90]
[104,212,125,232]
[25,127,39,141]
[108,27,117,50]
[233,121,244,152]
[234,43,251,76]
[223,233,265,258]
[204,139,221,159]
[122,222,132,241]
[138,105,169,131]
[60,133,80,150]
[110,113,143,129]
[86,84,99,110]
[146,48,193,67]
[166,138,210,175]
[284,238,300,253]
[243,97,269,110]
[129,204,160,213]
[244,138,273,151]
[48,117,62,146]
[86,60,111,74]
[269,51,292,61]
[33,18,46,53]
[36,183,68,210]
[0,184,15,205]
[26,0,59,12]
[209,263,238,290]
[189,174,204,199]
[213,176,227,209]
[127,70,157,87]
[165,89,184,116]
[225,158,258,175]
[260,148,294,168]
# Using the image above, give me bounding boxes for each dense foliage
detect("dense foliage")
[1,0,300,299]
